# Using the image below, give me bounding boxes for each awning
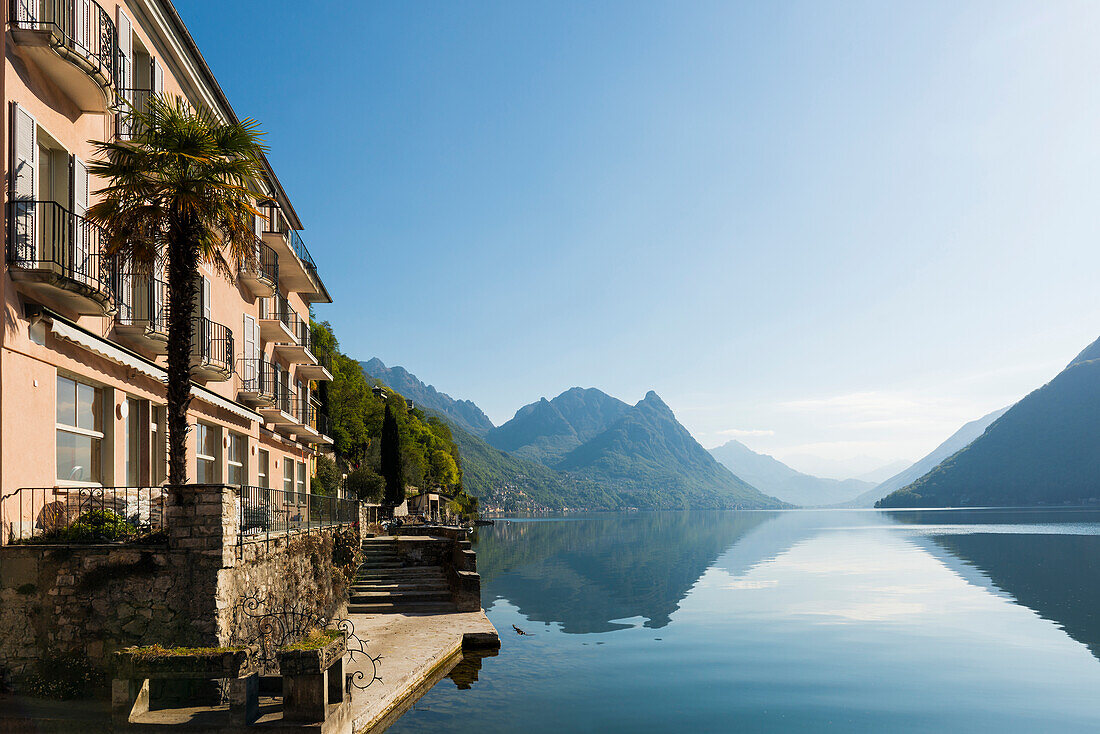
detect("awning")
[46,315,262,423]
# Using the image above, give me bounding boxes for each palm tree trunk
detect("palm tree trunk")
[166,212,201,486]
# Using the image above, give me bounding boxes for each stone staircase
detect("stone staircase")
[348,538,458,614]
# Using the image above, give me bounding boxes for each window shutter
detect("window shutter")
[14,0,37,24]
[117,9,132,87]
[11,104,37,264]
[243,314,256,381]
[151,58,164,95]
[76,0,90,53]
[72,156,90,284]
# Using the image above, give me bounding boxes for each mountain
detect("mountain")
[486,388,630,464]
[878,336,1100,508]
[844,406,1011,507]
[709,440,874,507]
[554,391,785,509]
[361,358,495,436]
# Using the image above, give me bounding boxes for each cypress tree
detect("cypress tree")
[380,404,406,507]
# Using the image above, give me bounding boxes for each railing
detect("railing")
[10,0,119,85]
[192,316,234,374]
[238,358,283,401]
[259,203,321,290]
[114,87,153,140]
[237,486,358,545]
[241,239,278,285]
[2,486,166,544]
[114,267,167,334]
[287,228,320,288]
[260,290,291,325]
[7,199,116,303]
[311,341,333,373]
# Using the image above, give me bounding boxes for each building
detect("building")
[1,0,333,541]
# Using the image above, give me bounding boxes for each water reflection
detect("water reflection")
[477,511,778,632]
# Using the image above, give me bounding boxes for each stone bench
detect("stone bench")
[112,646,258,727]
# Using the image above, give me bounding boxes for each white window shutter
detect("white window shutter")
[76,0,90,53]
[72,156,90,284]
[14,0,37,24]
[11,104,37,264]
[243,314,256,381]
[117,9,133,91]
[152,58,164,95]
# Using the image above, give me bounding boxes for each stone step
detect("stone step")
[355,567,445,578]
[348,601,459,614]
[352,579,449,589]
[350,590,452,603]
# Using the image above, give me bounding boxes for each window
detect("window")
[227,433,247,486]
[257,449,269,489]
[296,461,306,503]
[283,459,294,503]
[124,397,140,486]
[56,375,102,484]
[196,422,218,483]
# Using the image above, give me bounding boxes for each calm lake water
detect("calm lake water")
[385,509,1100,733]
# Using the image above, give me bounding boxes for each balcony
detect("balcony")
[237,358,281,407]
[9,0,119,113]
[238,240,278,298]
[190,316,233,382]
[293,401,333,446]
[259,205,328,302]
[7,199,115,316]
[258,291,295,343]
[296,341,333,382]
[272,312,315,365]
[113,270,168,353]
[257,389,299,428]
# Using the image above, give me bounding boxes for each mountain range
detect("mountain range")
[361,359,786,510]
[708,441,874,506]
[361,358,495,436]
[878,336,1100,507]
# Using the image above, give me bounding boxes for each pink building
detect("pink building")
[0,0,333,541]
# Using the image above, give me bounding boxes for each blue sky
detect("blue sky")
[179,0,1100,477]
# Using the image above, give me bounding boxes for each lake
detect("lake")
[384,509,1100,733]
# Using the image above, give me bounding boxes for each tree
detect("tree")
[380,404,406,507]
[87,95,266,486]
[311,454,341,496]
[430,450,460,487]
[345,467,385,503]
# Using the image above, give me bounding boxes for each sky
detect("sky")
[178,0,1100,478]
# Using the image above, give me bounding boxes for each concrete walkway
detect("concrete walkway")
[345,609,499,734]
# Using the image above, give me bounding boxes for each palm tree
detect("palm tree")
[86,95,267,486]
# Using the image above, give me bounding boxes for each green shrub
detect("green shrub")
[345,467,385,503]
[55,510,136,542]
[17,652,104,699]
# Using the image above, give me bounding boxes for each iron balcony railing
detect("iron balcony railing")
[192,316,234,374]
[310,341,333,374]
[260,290,312,351]
[1,486,166,544]
[240,239,278,285]
[113,267,168,335]
[114,87,153,140]
[7,199,116,306]
[286,228,320,288]
[10,0,119,86]
[237,485,358,545]
[238,358,284,402]
[260,203,321,290]
[300,401,332,438]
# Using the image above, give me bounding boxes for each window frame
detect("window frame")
[55,374,104,487]
[226,432,247,486]
[195,422,219,484]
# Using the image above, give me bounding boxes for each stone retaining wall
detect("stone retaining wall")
[0,485,359,679]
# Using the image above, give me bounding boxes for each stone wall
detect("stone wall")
[0,485,360,680]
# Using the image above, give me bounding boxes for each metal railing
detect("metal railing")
[192,316,234,374]
[287,228,320,288]
[259,203,321,290]
[114,268,168,335]
[114,87,153,140]
[240,239,278,286]
[7,199,117,304]
[10,0,119,85]
[237,486,358,545]
[2,486,166,544]
[238,358,283,402]
[260,290,291,325]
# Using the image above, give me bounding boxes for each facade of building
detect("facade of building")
[0,0,333,540]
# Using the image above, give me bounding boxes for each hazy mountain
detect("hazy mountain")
[844,406,1011,507]
[361,358,495,436]
[878,336,1100,508]
[781,454,912,482]
[554,391,786,509]
[709,440,874,507]
[851,460,913,484]
[486,387,630,464]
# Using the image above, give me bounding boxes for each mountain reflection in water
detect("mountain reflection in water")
[386,509,1100,734]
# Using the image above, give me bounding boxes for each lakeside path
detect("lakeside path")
[347,609,499,733]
